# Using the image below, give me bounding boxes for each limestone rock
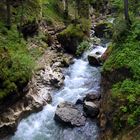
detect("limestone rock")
[54,102,86,126]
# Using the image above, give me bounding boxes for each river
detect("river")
[11,43,107,140]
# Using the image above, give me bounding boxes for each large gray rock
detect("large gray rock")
[54,102,86,127]
[83,101,99,118]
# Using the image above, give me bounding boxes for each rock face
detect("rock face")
[83,101,99,118]
[54,102,86,127]
[88,54,101,66]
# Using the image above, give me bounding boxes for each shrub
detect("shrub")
[112,80,140,130]
[0,27,34,100]
[76,41,90,56]
[112,16,129,42]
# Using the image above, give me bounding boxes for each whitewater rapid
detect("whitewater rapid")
[11,45,107,140]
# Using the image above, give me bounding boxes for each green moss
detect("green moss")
[14,0,42,24]
[102,13,140,138]
[58,19,90,54]
[60,18,90,38]
[61,24,84,38]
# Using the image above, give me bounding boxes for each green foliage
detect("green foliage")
[60,18,90,38]
[102,3,140,136]
[112,16,129,42]
[14,0,42,24]
[110,0,123,12]
[103,19,140,80]
[112,80,140,129]
[76,41,90,56]
[42,0,66,26]
[0,27,34,100]
[61,24,84,38]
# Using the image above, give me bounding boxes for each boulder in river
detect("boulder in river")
[54,102,86,127]
[88,54,101,66]
[83,101,99,118]
[84,93,101,102]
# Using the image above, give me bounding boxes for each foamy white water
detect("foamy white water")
[11,45,107,140]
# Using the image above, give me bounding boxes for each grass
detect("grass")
[42,0,66,27]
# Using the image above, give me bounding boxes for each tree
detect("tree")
[64,0,69,17]
[6,0,11,29]
[124,0,131,25]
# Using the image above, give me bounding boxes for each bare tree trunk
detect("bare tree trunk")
[6,0,11,29]
[19,0,24,40]
[124,0,131,25]
[64,0,68,18]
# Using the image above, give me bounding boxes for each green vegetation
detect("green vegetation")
[58,18,91,54]
[112,80,140,130]
[102,0,140,138]
[60,18,91,37]
[76,41,90,56]
[0,0,91,101]
[0,26,34,100]
[103,17,140,79]
[42,0,66,26]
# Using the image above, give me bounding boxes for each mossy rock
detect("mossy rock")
[94,22,113,38]
[57,24,87,54]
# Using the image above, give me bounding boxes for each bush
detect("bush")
[76,41,90,56]
[0,27,34,100]
[112,16,129,42]
[112,80,140,130]
[103,20,140,80]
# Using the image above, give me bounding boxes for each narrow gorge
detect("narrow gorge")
[0,0,140,140]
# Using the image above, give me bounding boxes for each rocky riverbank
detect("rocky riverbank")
[0,23,73,138]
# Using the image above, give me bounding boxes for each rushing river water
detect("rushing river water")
[11,44,107,140]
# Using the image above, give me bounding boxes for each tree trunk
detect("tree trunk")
[124,0,131,25]
[64,0,68,18]
[6,0,11,29]
[19,0,24,39]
